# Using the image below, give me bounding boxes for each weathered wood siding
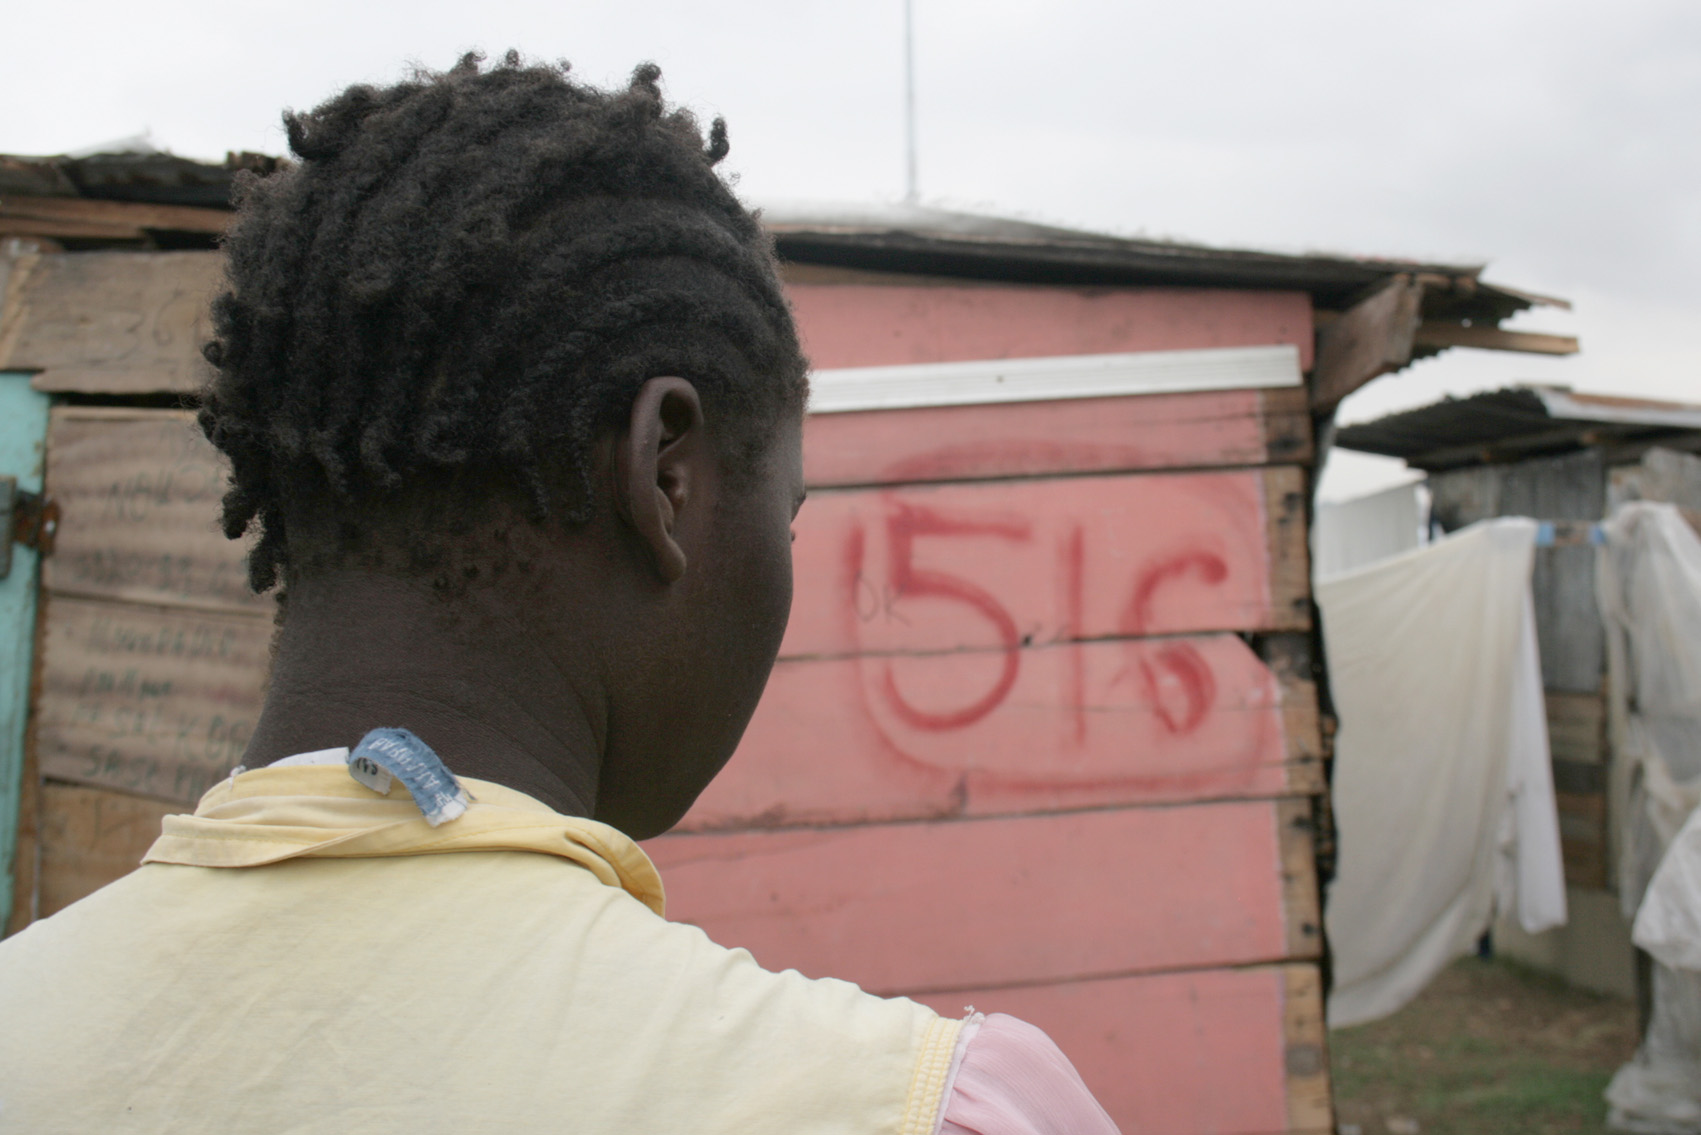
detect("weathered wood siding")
[6,251,1332,1134]
[34,410,273,810]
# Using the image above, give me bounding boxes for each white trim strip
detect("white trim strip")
[806,344,1303,415]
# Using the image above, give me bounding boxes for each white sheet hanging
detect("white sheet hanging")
[1501,588,1571,935]
[1637,805,1701,974]
[1598,503,1701,1132]
[1320,517,1566,1029]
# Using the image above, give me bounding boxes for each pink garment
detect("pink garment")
[937,1013,1120,1135]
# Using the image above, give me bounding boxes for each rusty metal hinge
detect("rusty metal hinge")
[0,476,58,579]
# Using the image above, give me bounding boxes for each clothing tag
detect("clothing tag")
[347,754,394,795]
[347,728,469,827]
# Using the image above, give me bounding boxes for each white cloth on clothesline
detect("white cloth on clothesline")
[1599,503,1701,1133]
[1320,517,1566,1029]
[1637,805,1701,974]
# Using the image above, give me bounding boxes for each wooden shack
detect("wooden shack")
[1337,388,1701,1003]
[0,156,1577,1134]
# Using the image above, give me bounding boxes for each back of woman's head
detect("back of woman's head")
[200,51,809,592]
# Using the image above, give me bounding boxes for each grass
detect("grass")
[1330,956,1640,1135]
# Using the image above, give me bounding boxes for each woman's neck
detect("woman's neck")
[241,570,607,818]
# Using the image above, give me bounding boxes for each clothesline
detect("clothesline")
[1534,520,1605,547]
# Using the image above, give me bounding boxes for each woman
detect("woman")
[0,53,1116,1134]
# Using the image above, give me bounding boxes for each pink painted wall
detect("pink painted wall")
[674,466,1307,830]
[787,283,1315,371]
[802,388,1276,487]
[781,469,1278,658]
[649,280,1323,1133]
[649,801,1289,994]
[914,968,1294,1135]
[680,635,1295,831]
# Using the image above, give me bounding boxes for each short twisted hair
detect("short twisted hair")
[200,51,809,592]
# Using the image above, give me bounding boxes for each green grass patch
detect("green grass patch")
[1330,956,1637,1135]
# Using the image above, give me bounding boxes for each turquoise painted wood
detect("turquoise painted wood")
[0,374,51,931]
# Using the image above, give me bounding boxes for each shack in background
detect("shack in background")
[1337,389,1701,1008]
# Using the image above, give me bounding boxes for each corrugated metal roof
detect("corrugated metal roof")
[1,150,279,208]
[1335,387,1701,470]
[1,151,1560,320]
[762,200,1551,318]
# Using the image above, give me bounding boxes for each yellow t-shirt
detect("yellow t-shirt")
[0,766,960,1134]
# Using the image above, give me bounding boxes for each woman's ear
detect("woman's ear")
[615,376,705,584]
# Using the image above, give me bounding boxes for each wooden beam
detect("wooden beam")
[0,196,231,235]
[1308,275,1423,411]
[0,216,144,241]
[802,385,1312,487]
[789,282,1316,372]
[1412,321,1579,355]
[1283,965,1334,1134]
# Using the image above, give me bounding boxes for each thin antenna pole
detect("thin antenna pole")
[903,0,918,204]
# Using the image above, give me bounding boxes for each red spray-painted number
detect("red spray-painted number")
[877,504,1031,730]
[1123,552,1228,735]
[859,502,1231,740]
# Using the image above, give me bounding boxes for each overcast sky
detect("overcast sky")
[6,0,1697,498]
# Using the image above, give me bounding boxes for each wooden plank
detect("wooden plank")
[912,965,1328,1135]
[35,595,271,806]
[0,249,44,364]
[800,385,1312,488]
[0,216,145,241]
[1309,276,1423,411]
[1266,466,1313,623]
[682,635,1321,830]
[783,466,1307,662]
[42,408,266,615]
[36,780,175,918]
[1257,635,1326,805]
[1283,964,1334,1133]
[0,251,221,394]
[647,799,1310,996]
[1556,788,1609,890]
[0,196,230,235]
[1552,759,1606,797]
[30,368,206,394]
[1412,322,1579,355]
[1546,692,1606,764]
[1261,386,1315,466]
[786,281,1315,371]
[1279,797,1324,961]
